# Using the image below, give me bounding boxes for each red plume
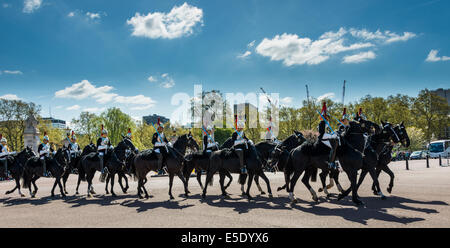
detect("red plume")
[0,133,2,139]
[321,102,327,117]
[128,128,131,133]
[157,117,161,126]
[343,107,347,116]
[101,124,104,130]
[234,114,238,129]
[44,131,47,136]
[358,108,362,116]
[72,131,75,136]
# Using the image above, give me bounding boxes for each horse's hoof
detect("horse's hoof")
[87,194,92,198]
[337,194,344,201]
[291,198,298,204]
[75,191,79,195]
[20,194,25,197]
[187,190,191,194]
[260,191,266,195]
[326,194,331,199]
[268,194,273,199]
[387,187,392,194]
[201,194,206,199]
[318,188,323,192]
[61,194,66,198]
[312,196,319,202]
[372,191,378,196]
[51,194,55,198]
[64,191,68,195]
[138,195,143,199]
[145,195,150,199]
[170,196,175,200]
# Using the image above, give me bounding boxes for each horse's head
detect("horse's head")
[55,148,70,166]
[267,145,286,167]
[381,120,401,143]
[394,121,410,147]
[122,136,137,152]
[187,134,199,151]
[357,118,380,135]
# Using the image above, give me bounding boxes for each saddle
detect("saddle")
[300,141,331,156]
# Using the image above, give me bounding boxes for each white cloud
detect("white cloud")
[425,49,450,62]
[66,105,80,110]
[255,32,374,66]
[350,28,416,44]
[55,80,157,108]
[160,75,175,88]
[83,107,105,113]
[317,92,335,102]
[126,2,203,39]
[130,105,153,111]
[255,27,415,66]
[280,97,293,106]
[0,94,21,101]
[67,12,75,17]
[55,80,117,104]
[23,0,42,13]
[237,51,252,59]
[2,70,23,75]
[3,3,11,8]
[115,95,156,106]
[86,12,102,20]
[148,76,157,82]
[342,51,376,64]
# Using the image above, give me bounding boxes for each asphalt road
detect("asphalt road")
[0,158,449,227]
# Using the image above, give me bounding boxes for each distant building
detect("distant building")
[142,114,170,125]
[42,117,66,129]
[431,88,450,105]
[431,88,450,139]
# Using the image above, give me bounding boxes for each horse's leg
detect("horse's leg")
[253,174,265,195]
[382,165,395,193]
[105,173,110,194]
[368,167,386,199]
[219,171,228,198]
[224,170,233,190]
[137,178,143,199]
[122,172,129,193]
[288,171,302,203]
[31,176,39,196]
[318,170,330,196]
[142,177,150,198]
[16,176,25,197]
[301,170,319,202]
[57,177,66,197]
[258,171,273,198]
[6,176,18,195]
[62,171,69,194]
[75,174,82,195]
[168,173,175,200]
[110,173,117,197]
[348,170,363,206]
[51,179,58,197]
[372,166,382,193]
[245,172,254,200]
[86,172,94,198]
[355,168,368,192]
[195,168,203,191]
[201,171,214,199]
[177,171,189,197]
[331,171,344,193]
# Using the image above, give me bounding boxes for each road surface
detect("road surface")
[0,158,449,227]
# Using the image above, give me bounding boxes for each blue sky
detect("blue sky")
[0,0,449,125]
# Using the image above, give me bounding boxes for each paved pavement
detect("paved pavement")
[0,158,449,227]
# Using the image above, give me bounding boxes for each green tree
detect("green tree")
[100,108,136,145]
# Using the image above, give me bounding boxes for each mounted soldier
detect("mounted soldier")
[69,131,80,158]
[338,107,351,133]
[62,130,72,149]
[38,132,52,177]
[97,124,111,178]
[126,128,132,139]
[152,118,169,172]
[0,134,14,177]
[317,102,339,170]
[202,107,218,154]
[231,114,249,174]
[264,116,280,144]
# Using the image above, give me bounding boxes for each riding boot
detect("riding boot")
[236,149,247,174]
[41,158,47,177]
[328,139,338,170]
[157,152,163,172]
[99,155,106,183]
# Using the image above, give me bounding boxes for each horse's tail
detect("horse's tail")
[310,166,318,182]
[182,158,190,178]
[284,151,294,177]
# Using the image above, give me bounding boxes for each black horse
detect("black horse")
[23,147,71,198]
[2,146,36,197]
[284,121,370,205]
[371,121,410,194]
[73,143,97,195]
[201,140,272,200]
[132,134,199,200]
[337,118,402,200]
[61,144,83,195]
[80,138,134,197]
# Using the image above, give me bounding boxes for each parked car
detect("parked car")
[409,150,428,160]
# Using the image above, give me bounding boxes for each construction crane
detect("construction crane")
[305,84,312,129]
[342,80,346,105]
